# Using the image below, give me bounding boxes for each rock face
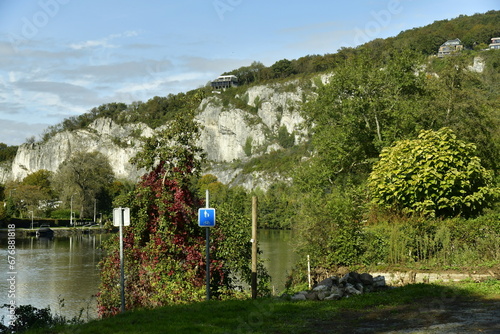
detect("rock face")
[7,118,150,182]
[195,100,266,162]
[0,81,309,189]
[468,56,485,73]
[195,84,306,163]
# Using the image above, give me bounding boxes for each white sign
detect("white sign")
[113,208,130,227]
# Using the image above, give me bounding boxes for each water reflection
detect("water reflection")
[258,229,298,294]
[0,235,109,324]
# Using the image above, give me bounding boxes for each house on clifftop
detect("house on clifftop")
[490,37,500,50]
[211,75,238,90]
[438,38,463,57]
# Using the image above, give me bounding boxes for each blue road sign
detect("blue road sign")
[198,208,216,227]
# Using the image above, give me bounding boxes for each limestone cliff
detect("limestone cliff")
[1,81,310,190]
[6,118,151,182]
[195,83,307,163]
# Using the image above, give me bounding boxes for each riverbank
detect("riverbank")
[22,279,500,334]
[0,227,113,238]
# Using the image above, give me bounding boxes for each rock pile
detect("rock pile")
[289,272,387,301]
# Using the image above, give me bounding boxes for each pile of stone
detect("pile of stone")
[289,272,387,301]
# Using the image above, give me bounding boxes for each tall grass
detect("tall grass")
[362,212,500,269]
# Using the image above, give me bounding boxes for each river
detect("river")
[0,230,296,324]
[258,229,299,294]
[0,235,108,324]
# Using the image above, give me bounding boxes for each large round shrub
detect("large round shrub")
[368,128,498,217]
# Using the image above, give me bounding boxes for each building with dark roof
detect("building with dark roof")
[438,38,463,57]
[211,75,238,90]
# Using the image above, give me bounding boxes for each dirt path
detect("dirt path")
[311,296,500,333]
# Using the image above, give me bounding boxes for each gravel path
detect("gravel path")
[311,297,500,333]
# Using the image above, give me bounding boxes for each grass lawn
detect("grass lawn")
[24,279,500,334]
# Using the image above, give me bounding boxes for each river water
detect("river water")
[258,229,299,294]
[0,230,296,324]
[0,235,108,324]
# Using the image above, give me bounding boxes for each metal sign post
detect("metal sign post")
[113,207,130,313]
[198,190,215,301]
[251,196,258,299]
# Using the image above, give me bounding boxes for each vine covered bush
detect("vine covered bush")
[97,113,269,317]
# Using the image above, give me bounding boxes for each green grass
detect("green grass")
[24,279,500,334]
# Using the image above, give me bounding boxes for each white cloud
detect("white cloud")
[70,39,116,50]
[63,59,174,82]
[69,30,140,50]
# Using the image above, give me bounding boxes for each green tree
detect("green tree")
[52,151,114,219]
[3,180,53,218]
[3,183,18,218]
[425,54,500,171]
[197,174,227,206]
[271,59,296,79]
[225,61,267,85]
[0,201,6,222]
[294,183,365,268]
[252,182,296,229]
[368,128,498,218]
[244,137,253,157]
[20,170,56,217]
[299,49,426,192]
[0,143,18,162]
[110,179,136,208]
[22,170,54,197]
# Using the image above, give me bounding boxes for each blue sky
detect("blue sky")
[0,0,497,145]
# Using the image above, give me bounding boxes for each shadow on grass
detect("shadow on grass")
[25,280,500,334]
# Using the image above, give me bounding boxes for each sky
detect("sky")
[0,0,498,146]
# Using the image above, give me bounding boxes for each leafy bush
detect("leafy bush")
[0,302,84,334]
[277,125,295,148]
[368,128,498,218]
[50,209,73,219]
[295,184,365,268]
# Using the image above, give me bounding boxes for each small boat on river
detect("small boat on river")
[36,225,54,238]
